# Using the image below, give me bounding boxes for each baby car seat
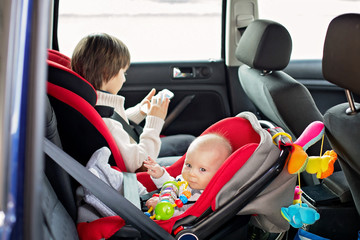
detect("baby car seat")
[77,111,297,240]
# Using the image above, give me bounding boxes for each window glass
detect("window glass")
[258,0,360,60]
[58,0,222,62]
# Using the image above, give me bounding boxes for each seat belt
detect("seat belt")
[95,105,142,143]
[122,172,141,209]
[43,138,173,240]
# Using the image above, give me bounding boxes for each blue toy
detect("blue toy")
[281,203,320,228]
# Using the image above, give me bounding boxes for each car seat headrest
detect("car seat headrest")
[47,60,97,106]
[235,19,292,71]
[322,13,360,96]
[48,49,71,69]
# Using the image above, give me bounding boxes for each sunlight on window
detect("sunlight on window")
[58,0,222,62]
[259,0,360,59]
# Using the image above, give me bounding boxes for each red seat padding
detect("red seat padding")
[48,49,71,68]
[47,60,126,171]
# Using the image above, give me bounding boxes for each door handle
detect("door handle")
[172,66,211,79]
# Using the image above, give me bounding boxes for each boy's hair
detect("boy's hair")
[71,33,130,90]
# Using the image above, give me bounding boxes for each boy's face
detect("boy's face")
[181,146,226,190]
[102,68,127,94]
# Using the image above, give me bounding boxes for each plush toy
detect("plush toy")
[281,203,320,228]
[270,121,337,179]
[287,121,325,174]
[293,186,302,205]
[306,150,337,179]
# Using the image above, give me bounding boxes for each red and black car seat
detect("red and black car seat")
[47,59,126,171]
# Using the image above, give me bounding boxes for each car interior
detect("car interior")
[1,0,360,240]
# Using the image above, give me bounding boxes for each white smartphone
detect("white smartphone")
[158,89,174,101]
[141,89,174,114]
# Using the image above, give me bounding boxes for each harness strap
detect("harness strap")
[95,105,142,143]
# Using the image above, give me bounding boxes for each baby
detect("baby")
[145,133,233,216]
[77,133,232,220]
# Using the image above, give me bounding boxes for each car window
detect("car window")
[258,0,360,60]
[58,0,222,62]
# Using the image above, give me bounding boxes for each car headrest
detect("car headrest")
[47,60,97,106]
[322,13,360,96]
[235,19,292,71]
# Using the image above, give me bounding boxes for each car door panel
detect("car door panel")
[120,61,231,136]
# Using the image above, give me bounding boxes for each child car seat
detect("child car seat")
[48,49,71,68]
[43,96,79,239]
[47,59,126,171]
[77,111,297,240]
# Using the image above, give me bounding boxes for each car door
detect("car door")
[122,61,230,136]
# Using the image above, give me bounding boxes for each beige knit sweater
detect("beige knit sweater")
[96,91,164,172]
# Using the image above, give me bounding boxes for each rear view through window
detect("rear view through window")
[258,0,360,60]
[58,0,222,62]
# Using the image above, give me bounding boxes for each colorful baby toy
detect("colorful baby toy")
[270,121,337,178]
[269,121,338,228]
[145,180,191,220]
[293,185,302,205]
[281,185,321,228]
[306,150,338,179]
[281,203,320,228]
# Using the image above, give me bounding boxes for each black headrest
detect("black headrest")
[322,13,360,96]
[47,60,97,106]
[236,19,292,71]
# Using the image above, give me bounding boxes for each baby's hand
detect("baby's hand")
[146,196,159,209]
[144,156,164,179]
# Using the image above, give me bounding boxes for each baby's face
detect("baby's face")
[181,147,226,190]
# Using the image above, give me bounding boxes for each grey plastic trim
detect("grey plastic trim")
[23,0,51,239]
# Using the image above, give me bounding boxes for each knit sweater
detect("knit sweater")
[96,91,164,172]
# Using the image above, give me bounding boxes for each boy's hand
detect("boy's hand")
[144,156,164,179]
[140,88,156,115]
[148,95,169,120]
[146,196,159,209]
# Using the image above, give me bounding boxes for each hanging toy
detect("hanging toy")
[293,185,302,205]
[281,185,320,228]
[305,150,337,179]
[269,121,337,178]
[281,203,320,228]
[286,121,325,174]
[269,122,336,228]
[145,180,191,220]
